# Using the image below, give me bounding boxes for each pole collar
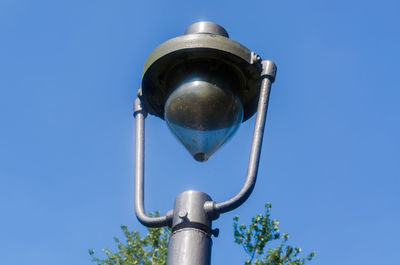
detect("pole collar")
[261,60,277,82]
[204,201,220,220]
[133,97,148,118]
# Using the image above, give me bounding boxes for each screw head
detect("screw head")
[178,210,188,219]
[211,228,220,237]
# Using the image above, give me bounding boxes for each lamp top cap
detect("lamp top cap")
[184,21,229,38]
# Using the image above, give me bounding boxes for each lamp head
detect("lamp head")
[140,22,262,161]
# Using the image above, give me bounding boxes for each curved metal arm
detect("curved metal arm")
[133,97,171,227]
[214,60,277,214]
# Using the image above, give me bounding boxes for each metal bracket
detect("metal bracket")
[133,95,172,227]
[211,60,277,215]
[134,60,276,226]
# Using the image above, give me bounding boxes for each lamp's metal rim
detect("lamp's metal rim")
[142,33,254,77]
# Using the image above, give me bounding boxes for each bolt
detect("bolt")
[178,210,188,219]
[211,228,219,237]
[137,88,143,97]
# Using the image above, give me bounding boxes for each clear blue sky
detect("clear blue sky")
[1,0,399,264]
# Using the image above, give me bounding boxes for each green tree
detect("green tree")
[89,212,169,265]
[89,205,315,265]
[233,203,315,265]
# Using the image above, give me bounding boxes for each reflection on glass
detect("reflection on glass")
[165,77,243,162]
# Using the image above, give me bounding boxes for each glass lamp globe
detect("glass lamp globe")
[164,74,243,162]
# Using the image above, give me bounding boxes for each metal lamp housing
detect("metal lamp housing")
[140,22,263,161]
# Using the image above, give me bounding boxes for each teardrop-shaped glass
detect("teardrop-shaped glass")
[164,77,243,162]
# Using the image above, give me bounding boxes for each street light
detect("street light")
[133,21,276,265]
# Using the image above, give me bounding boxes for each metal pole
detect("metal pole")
[167,190,217,265]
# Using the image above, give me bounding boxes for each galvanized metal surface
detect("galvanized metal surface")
[142,33,252,78]
[133,98,172,227]
[214,60,276,214]
[167,228,212,265]
[133,60,277,225]
[170,190,213,230]
[261,59,277,82]
[133,21,278,265]
[141,22,262,122]
[166,190,215,265]
[184,21,229,37]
